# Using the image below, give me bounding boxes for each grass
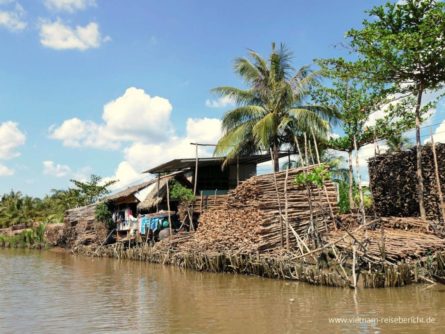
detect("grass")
[0,223,47,249]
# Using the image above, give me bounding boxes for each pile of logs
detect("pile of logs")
[62,204,107,248]
[369,143,445,221]
[178,166,338,253]
[179,208,264,253]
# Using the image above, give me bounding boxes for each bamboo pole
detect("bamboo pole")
[430,127,445,223]
[284,167,290,249]
[193,144,199,195]
[294,136,304,167]
[166,180,173,239]
[270,147,284,248]
[353,135,366,225]
[352,244,357,289]
[156,174,160,212]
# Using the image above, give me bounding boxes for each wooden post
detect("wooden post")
[430,127,445,223]
[352,244,357,289]
[303,133,309,167]
[193,144,199,195]
[156,173,160,212]
[284,167,290,249]
[166,179,173,239]
[236,155,240,186]
[354,135,366,225]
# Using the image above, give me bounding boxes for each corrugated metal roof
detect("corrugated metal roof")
[143,154,283,174]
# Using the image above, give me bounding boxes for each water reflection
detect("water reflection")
[0,249,444,333]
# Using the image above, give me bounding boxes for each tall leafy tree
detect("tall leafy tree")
[313,73,385,210]
[213,43,335,172]
[332,0,445,218]
[69,174,116,206]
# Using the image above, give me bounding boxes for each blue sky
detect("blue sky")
[1,0,444,197]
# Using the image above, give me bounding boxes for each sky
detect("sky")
[1,0,444,197]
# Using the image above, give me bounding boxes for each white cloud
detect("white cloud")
[44,0,96,12]
[0,2,26,31]
[49,118,119,150]
[123,117,222,172]
[427,119,445,144]
[39,19,103,51]
[205,96,235,108]
[0,121,26,160]
[51,87,222,189]
[42,160,71,177]
[0,164,14,176]
[101,161,150,192]
[49,87,174,149]
[102,87,173,142]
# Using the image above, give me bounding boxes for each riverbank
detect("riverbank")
[74,231,445,288]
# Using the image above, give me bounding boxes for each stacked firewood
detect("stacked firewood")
[328,227,445,263]
[180,166,338,253]
[63,204,107,248]
[328,215,445,263]
[369,144,445,220]
[179,208,264,253]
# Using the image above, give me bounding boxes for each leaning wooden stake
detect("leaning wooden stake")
[294,135,304,167]
[430,127,445,223]
[311,129,336,226]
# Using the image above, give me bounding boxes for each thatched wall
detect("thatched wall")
[368,143,445,220]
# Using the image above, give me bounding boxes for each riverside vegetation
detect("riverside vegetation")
[2,0,445,288]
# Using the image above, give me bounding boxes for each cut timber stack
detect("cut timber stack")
[180,166,338,253]
[63,204,107,248]
[369,143,445,221]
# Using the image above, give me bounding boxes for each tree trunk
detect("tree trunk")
[348,150,355,210]
[415,86,426,219]
[272,143,280,172]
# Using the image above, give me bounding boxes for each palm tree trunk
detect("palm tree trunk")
[415,85,426,220]
[272,143,280,172]
[348,150,355,210]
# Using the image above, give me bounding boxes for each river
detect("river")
[0,249,444,333]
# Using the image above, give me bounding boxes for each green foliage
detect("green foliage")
[70,174,117,206]
[0,223,46,248]
[347,0,445,94]
[95,202,114,229]
[169,181,195,204]
[213,43,337,171]
[0,174,116,228]
[294,164,331,188]
[386,133,411,153]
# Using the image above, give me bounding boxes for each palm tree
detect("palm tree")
[213,43,336,172]
[386,134,411,153]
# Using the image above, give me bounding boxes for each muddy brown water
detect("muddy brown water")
[0,249,444,334]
